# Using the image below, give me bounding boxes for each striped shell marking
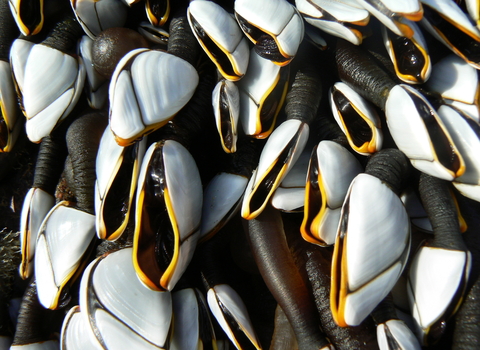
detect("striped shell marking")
[212,79,240,153]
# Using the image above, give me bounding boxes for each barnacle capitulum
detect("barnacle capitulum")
[385,84,465,181]
[420,0,480,69]
[95,127,147,241]
[35,201,97,310]
[133,140,202,292]
[355,0,423,38]
[207,284,262,350]
[329,82,383,156]
[70,247,173,349]
[426,54,480,122]
[382,19,431,84]
[301,140,362,247]
[9,0,44,36]
[188,0,249,81]
[109,49,199,147]
[71,0,129,39]
[241,119,309,220]
[436,105,480,202]
[212,79,240,153]
[331,150,411,327]
[235,0,304,66]
[295,0,370,45]
[238,48,289,138]
[9,16,86,143]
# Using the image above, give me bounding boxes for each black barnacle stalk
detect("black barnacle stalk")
[334,39,396,110]
[0,230,20,343]
[92,27,149,79]
[11,279,64,347]
[244,204,333,350]
[34,111,107,310]
[167,12,201,67]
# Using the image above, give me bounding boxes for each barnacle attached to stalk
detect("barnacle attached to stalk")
[0,0,21,153]
[19,127,69,280]
[435,105,480,202]
[212,78,240,153]
[245,204,334,349]
[382,19,431,84]
[385,84,465,181]
[331,149,411,327]
[71,0,129,39]
[329,81,383,156]
[199,225,263,350]
[407,174,471,346]
[137,21,169,47]
[235,0,304,66]
[35,112,107,310]
[133,140,202,292]
[242,43,322,220]
[8,0,44,36]
[420,0,480,69]
[108,15,199,147]
[95,127,147,241]
[295,0,370,45]
[301,140,362,246]
[371,295,421,350]
[238,48,289,139]
[188,0,249,81]
[9,14,86,143]
[61,247,173,349]
[355,0,423,38]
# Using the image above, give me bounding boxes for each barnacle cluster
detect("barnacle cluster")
[1,0,480,349]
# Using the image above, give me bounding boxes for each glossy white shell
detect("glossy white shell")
[20,44,85,143]
[377,319,421,350]
[61,306,103,350]
[212,79,240,153]
[35,202,96,309]
[407,246,471,343]
[72,0,128,39]
[235,0,304,58]
[386,84,463,181]
[188,0,249,80]
[19,188,55,279]
[79,248,172,349]
[207,284,261,350]
[334,173,410,326]
[238,49,284,136]
[201,172,248,239]
[109,49,199,145]
[241,119,309,220]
